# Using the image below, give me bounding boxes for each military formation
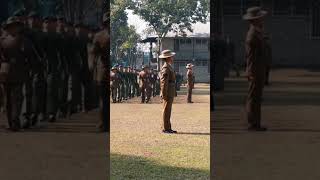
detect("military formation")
[110,64,161,103]
[0,9,110,132]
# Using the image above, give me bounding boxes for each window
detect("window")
[202,60,208,66]
[174,39,180,51]
[196,39,202,44]
[180,39,185,44]
[292,0,310,16]
[186,39,192,44]
[273,0,291,15]
[223,0,241,15]
[242,0,261,15]
[202,39,208,45]
[311,1,320,38]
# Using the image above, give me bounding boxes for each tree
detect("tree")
[129,0,210,70]
[111,0,140,66]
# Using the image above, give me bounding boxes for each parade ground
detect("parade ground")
[213,68,320,180]
[0,110,108,180]
[110,83,210,179]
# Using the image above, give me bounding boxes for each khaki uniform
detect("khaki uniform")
[110,71,120,102]
[245,26,267,127]
[160,62,176,131]
[187,69,194,102]
[92,28,109,132]
[0,31,27,130]
[138,70,151,103]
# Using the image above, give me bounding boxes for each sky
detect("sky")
[126,10,210,38]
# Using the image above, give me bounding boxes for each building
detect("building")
[222,0,320,67]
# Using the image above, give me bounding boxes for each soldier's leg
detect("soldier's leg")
[98,82,109,132]
[146,86,151,102]
[246,79,263,127]
[47,73,59,121]
[187,87,191,102]
[6,83,23,130]
[71,71,81,112]
[0,84,4,113]
[141,87,145,103]
[24,75,33,119]
[162,98,173,131]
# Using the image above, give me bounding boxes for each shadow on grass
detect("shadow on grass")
[111,153,209,180]
[177,132,210,136]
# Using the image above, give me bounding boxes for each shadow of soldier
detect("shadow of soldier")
[111,153,209,180]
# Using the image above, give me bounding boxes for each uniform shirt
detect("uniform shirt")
[160,62,176,99]
[187,69,194,89]
[245,25,267,79]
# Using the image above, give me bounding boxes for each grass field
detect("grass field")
[110,84,210,179]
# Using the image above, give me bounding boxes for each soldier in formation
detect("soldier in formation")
[0,10,109,132]
[110,64,161,103]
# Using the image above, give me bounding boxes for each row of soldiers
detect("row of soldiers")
[110,65,161,103]
[0,10,109,132]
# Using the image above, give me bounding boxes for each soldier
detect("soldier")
[150,69,157,97]
[24,12,46,127]
[186,63,195,103]
[92,13,110,132]
[74,23,91,112]
[159,49,177,134]
[139,65,151,103]
[56,16,69,118]
[42,16,60,122]
[264,33,272,86]
[0,17,27,131]
[243,7,268,131]
[87,26,99,108]
[110,66,120,103]
[117,65,125,102]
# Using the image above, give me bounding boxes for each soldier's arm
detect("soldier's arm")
[160,67,169,100]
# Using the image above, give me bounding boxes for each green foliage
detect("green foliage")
[129,0,209,37]
[111,0,140,65]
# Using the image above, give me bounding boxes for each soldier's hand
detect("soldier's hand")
[247,75,254,81]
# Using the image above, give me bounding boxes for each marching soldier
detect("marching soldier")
[0,17,28,131]
[186,63,195,103]
[243,7,268,131]
[92,13,110,132]
[159,50,177,134]
[139,65,151,103]
[110,66,120,103]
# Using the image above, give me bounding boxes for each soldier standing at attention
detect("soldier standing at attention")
[186,63,194,103]
[42,16,60,122]
[159,50,177,134]
[56,16,69,118]
[24,12,46,126]
[92,13,110,132]
[110,66,120,103]
[243,7,268,131]
[0,17,27,131]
